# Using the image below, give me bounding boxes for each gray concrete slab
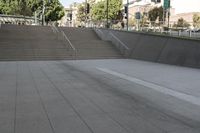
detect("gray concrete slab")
[98,29,200,68]
[0,59,200,133]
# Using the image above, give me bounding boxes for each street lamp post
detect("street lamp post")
[42,0,45,25]
[106,0,109,28]
[85,0,87,27]
[126,0,129,31]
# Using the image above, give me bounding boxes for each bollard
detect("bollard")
[178,30,181,36]
[189,30,192,38]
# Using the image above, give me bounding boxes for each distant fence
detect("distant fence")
[0,14,39,25]
[83,20,200,39]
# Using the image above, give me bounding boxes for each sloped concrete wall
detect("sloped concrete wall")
[98,29,200,68]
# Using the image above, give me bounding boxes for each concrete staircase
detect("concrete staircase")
[0,25,122,61]
[0,24,73,61]
[61,27,122,59]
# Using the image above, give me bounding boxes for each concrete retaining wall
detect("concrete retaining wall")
[97,29,200,68]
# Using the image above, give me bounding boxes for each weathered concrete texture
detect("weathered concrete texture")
[0,59,200,133]
[0,24,72,60]
[131,34,167,62]
[61,27,122,59]
[0,25,122,61]
[158,38,200,67]
[98,29,200,68]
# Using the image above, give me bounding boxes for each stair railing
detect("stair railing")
[50,25,77,60]
[109,32,130,57]
[94,28,130,57]
[61,30,77,60]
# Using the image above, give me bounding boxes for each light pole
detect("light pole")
[126,0,129,31]
[106,0,109,28]
[85,0,87,27]
[42,0,45,25]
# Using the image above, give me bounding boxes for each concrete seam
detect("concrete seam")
[38,62,95,133]
[155,37,170,62]
[28,62,56,133]
[50,61,132,133]
[14,62,18,133]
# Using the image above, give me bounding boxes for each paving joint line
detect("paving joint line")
[38,62,95,133]
[27,62,56,133]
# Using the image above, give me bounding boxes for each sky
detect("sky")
[59,0,84,7]
[59,0,200,14]
[171,0,200,14]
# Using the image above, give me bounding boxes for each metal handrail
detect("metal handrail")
[61,31,76,51]
[50,25,59,34]
[94,28,104,40]
[50,25,77,59]
[61,30,77,59]
[50,25,56,33]
[109,32,130,57]
[94,28,130,57]
[109,32,129,50]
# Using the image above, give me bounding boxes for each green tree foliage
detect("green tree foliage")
[174,18,190,28]
[0,0,64,22]
[0,0,18,14]
[91,1,105,21]
[193,14,200,28]
[107,0,122,20]
[148,6,163,22]
[77,3,87,22]
[45,0,65,22]
[90,0,122,21]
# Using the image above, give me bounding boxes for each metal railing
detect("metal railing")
[83,20,200,39]
[50,25,77,59]
[61,30,77,59]
[94,28,130,57]
[94,28,105,40]
[109,32,130,57]
[0,14,35,25]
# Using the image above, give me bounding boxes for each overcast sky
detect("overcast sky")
[60,0,200,14]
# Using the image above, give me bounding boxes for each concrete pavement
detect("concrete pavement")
[0,59,200,133]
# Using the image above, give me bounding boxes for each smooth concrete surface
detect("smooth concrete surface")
[97,29,200,68]
[1,59,200,133]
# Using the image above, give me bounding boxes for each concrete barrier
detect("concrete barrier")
[96,29,200,68]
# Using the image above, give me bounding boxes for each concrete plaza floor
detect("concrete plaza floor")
[0,59,200,133]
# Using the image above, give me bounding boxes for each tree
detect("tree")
[148,6,163,23]
[174,18,190,28]
[0,0,65,22]
[0,0,17,15]
[107,0,122,21]
[0,0,32,16]
[193,14,200,28]
[77,3,87,22]
[16,0,32,16]
[90,0,122,21]
[45,0,65,23]
[91,1,106,21]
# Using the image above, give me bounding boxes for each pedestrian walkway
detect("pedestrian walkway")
[0,59,200,133]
